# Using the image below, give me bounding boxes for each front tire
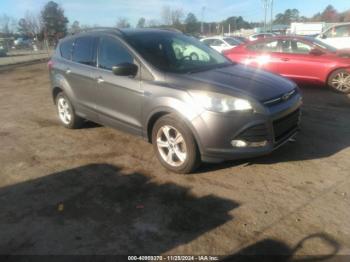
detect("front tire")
[328,69,350,93]
[152,114,201,174]
[56,92,83,129]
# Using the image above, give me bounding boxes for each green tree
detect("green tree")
[184,13,199,34]
[116,18,130,28]
[18,18,30,36]
[70,20,81,34]
[321,5,339,22]
[137,17,146,28]
[274,9,300,24]
[41,1,68,43]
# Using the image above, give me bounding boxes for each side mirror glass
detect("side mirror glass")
[112,63,138,76]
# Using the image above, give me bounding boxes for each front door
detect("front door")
[95,36,143,136]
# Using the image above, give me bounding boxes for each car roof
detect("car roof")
[59,27,182,43]
[248,35,313,44]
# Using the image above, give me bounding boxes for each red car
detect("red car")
[224,36,350,93]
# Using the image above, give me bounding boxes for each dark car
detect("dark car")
[48,28,302,173]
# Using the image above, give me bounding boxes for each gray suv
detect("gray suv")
[48,28,302,173]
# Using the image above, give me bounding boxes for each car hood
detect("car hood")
[169,64,296,102]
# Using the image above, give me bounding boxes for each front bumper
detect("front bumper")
[191,93,302,163]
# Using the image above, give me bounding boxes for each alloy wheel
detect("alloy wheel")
[57,97,72,125]
[330,71,350,92]
[156,125,187,167]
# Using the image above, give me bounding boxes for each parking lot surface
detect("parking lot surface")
[0,63,349,257]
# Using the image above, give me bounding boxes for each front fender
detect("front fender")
[143,95,205,152]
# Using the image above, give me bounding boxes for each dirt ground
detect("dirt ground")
[0,63,349,258]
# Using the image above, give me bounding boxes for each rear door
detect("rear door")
[67,36,99,118]
[241,39,283,73]
[95,35,143,135]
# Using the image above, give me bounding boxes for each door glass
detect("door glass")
[247,40,278,52]
[292,41,313,54]
[72,37,96,66]
[98,37,133,70]
[171,39,210,61]
[212,39,224,46]
[334,25,350,37]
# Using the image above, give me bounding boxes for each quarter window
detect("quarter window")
[98,37,133,70]
[72,37,96,66]
[60,39,74,60]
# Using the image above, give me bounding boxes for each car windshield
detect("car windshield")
[305,37,338,52]
[224,37,241,45]
[126,32,231,73]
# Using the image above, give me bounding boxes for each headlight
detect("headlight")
[189,90,252,112]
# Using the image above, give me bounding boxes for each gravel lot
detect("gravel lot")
[0,63,349,258]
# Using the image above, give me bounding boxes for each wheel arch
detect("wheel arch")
[145,107,204,156]
[326,67,350,84]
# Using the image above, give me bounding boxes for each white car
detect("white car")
[317,23,350,49]
[200,36,241,53]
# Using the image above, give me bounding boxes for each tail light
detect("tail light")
[47,60,53,71]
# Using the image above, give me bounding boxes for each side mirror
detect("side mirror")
[321,34,327,39]
[112,63,138,76]
[309,48,324,56]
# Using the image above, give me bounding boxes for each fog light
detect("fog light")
[231,140,268,148]
[231,140,248,148]
[249,140,268,147]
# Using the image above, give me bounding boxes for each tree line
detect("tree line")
[0,2,349,43]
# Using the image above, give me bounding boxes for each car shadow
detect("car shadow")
[198,85,350,172]
[0,164,238,254]
[221,233,339,262]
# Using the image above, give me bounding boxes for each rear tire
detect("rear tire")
[56,92,84,129]
[328,69,350,93]
[152,114,201,174]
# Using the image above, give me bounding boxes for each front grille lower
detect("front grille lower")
[273,109,300,142]
[236,124,269,142]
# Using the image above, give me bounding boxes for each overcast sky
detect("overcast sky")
[1,0,349,26]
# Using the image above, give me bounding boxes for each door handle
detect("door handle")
[281,58,289,61]
[96,76,104,84]
[65,69,71,74]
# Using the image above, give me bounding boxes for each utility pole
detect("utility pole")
[270,0,274,32]
[262,0,269,32]
[201,6,205,35]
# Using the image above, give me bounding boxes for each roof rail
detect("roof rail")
[72,27,126,36]
[159,27,183,33]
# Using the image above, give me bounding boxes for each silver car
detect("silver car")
[48,28,302,173]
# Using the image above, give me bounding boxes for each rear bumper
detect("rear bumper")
[192,93,302,163]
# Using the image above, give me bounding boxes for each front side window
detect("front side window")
[325,25,350,38]
[224,38,241,46]
[126,33,230,73]
[72,37,96,66]
[293,41,313,54]
[211,39,225,46]
[60,39,74,60]
[334,25,350,37]
[98,36,133,70]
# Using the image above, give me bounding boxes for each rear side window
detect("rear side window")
[60,39,74,60]
[72,36,96,66]
[98,36,133,70]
